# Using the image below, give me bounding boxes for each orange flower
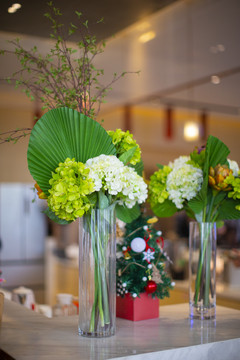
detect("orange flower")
[34,183,47,199]
[208,164,233,191]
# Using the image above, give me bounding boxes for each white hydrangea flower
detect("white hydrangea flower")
[166,161,203,209]
[228,159,239,177]
[168,156,190,170]
[86,155,148,208]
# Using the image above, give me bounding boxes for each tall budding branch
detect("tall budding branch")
[0,2,138,143]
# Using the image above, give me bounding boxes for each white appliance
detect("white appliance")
[0,183,47,294]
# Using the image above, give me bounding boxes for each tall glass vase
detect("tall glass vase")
[189,221,217,320]
[78,206,116,337]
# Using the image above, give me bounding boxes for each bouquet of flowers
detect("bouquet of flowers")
[149,135,240,223]
[29,109,147,224]
[148,135,240,317]
[116,212,173,300]
[28,107,147,335]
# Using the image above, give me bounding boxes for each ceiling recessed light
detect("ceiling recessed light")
[138,31,156,43]
[211,75,221,84]
[8,7,15,13]
[8,3,21,13]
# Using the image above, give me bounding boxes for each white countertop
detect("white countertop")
[1,299,240,360]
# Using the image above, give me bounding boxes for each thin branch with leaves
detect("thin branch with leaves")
[0,1,138,143]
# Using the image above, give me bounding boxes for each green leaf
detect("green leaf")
[130,158,144,176]
[88,192,97,207]
[217,199,240,220]
[207,135,230,168]
[157,164,164,169]
[188,135,230,215]
[43,207,72,224]
[151,199,178,218]
[27,107,116,195]
[119,146,137,165]
[98,190,109,209]
[116,203,141,223]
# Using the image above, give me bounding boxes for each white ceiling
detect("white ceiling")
[93,0,240,117]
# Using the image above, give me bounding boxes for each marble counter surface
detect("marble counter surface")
[1,300,240,360]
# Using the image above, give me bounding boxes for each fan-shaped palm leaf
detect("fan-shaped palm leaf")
[27,107,116,194]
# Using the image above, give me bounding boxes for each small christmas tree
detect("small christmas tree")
[116,210,174,299]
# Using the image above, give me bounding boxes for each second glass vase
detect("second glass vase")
[78,206,116,337]
[189,221,217,320]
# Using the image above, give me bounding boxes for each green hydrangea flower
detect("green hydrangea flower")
[148,166,172,207]
[225,173,240,210]
[107,129,141,165]
[48,158,95,221]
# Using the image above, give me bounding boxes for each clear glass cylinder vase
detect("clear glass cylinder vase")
[78,206,116,337]
[189,221,217,320]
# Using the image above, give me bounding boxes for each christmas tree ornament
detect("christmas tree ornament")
[124,251,131,260]
[122,246,131,260]
[130,237,146,253]
[156,236,164,248]
[145,280,157,294]
[117,281,128,297]
[152,264,163,284]
[147,217,158,224]
[143,249,155,262]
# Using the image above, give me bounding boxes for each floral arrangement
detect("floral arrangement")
[42,154,147,223]
[26,106,147,335]
[28,109,147,225]
[148,135,240,315]
[148,135,240,223]
[116,212,173,299]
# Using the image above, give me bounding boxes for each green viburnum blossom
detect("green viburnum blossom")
[148,166,172,207]
[225,173,240,210]
[48,158,95,221]
[107,129,141,165]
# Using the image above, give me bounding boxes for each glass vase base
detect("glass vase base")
[189,303,216,320]
[78,328,115,338]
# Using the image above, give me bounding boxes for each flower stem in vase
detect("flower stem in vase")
[79,207,116,337]
[189,221,216,319]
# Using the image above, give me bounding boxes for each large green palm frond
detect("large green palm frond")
[27,107,116,194]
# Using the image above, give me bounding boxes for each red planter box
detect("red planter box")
[116,293,159,321]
